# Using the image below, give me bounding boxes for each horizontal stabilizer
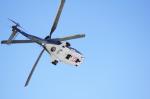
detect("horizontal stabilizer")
[1,40,34,44]
[53,33,85,41]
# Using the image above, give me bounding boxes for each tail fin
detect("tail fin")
[6,26,18,44]
[3,19,21,44]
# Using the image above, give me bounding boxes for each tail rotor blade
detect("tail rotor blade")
[49,0,65,38]
[8,18,20,27]
[24,49,45,87]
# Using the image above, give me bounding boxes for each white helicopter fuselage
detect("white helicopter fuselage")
[44,41,84,66]
[2,0,85,87]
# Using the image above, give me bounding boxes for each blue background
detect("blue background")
[0,0,150,99]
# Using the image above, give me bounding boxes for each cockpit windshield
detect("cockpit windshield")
[68,47,82,54]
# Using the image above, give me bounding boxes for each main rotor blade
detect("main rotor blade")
[24,49,45,87]
[49,0,65,38]
[53,33,85,41]
[1,40,34,44]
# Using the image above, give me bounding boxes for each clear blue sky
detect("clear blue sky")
[0,0,150,99]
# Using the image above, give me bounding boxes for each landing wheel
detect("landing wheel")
[52,60,58,65]
[75,64,78,67]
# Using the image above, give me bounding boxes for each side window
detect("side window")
[75,59,80,63]
[51,47,56,52]
[66,54,72,60]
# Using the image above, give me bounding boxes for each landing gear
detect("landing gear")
[75,64,79,67]
[52,60,58,65]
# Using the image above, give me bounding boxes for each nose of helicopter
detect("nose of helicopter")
[75,56,84,67]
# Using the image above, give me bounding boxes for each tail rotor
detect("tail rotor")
[8,18,21,27]
[6,18,22,44]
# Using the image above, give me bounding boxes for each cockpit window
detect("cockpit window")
[47,39,62,45]
[66,54,72,60]
[67,47,82,54]
[56,41,62,45]
[75,59,81,63]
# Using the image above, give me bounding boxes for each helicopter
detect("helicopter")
[1,0,85,87]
